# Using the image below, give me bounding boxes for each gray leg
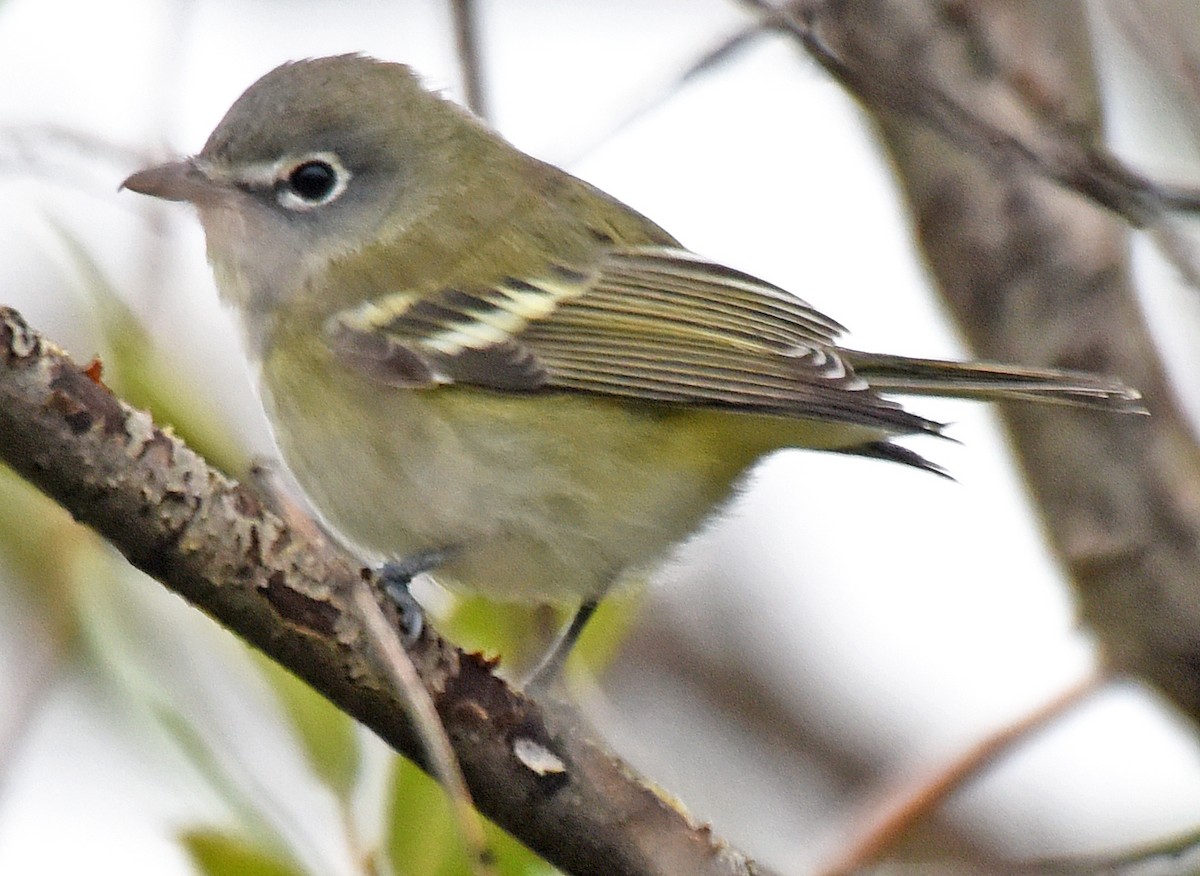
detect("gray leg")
[380,548,454,643]
[525,598,600,691]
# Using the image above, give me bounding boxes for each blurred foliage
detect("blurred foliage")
[0,463,85,627]
[251,651,362,799]
[0,217,250,682]
[443,587,641,682]
[385,758,559,876]
[181,828,308,876]
[45,219,245,471]
[151,698,304,862]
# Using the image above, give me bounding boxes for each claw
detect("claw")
[379,549,453,643]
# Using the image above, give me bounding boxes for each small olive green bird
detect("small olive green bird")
[123,54,1142,679]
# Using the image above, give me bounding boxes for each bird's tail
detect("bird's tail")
[842,350,1147,413]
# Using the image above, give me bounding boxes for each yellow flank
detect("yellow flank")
[261,327,883,602]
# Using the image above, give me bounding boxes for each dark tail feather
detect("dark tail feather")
[838,440,954,480]
[842,350,1147,414]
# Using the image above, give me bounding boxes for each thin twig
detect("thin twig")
[1147,218,1200,291]
[559,21,772,167]
[818,672,1104,876]
[0,125,153,196]
[350,581,496,876]
[248,462,494,876]
[450,0,489,121]
[1031,822,1200,874]
[1097,1,1200,294]
[739,0,1200,227]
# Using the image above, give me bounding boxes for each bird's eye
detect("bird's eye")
[289,161,336,200]
[276,154,350,210]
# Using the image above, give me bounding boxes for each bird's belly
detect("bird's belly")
[260,373,763,604]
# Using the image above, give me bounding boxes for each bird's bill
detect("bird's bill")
[121,158,220,204]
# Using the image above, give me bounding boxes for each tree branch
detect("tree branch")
[0,305,772,876]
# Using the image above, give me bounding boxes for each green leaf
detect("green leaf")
[251,651,361,798]
[181,828,308,876]
[56,544,298,860]
[384,757,457,876]
[0,463,90,616]
[383,757,558,876]
[440,597,550,676]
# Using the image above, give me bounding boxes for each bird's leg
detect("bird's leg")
[524,598,600,692]
[379,547,455,644]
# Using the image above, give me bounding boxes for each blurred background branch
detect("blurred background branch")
[787,0,1200,725]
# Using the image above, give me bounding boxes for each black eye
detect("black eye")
[275,154,351,211]
[287,160,338,202]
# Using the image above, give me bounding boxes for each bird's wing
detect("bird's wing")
[325,244,937,434]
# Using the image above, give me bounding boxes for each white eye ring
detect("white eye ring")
[275,152,351,211]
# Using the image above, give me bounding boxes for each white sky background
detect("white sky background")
[3,1,1200,873]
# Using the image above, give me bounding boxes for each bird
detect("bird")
[122,54,1143,683]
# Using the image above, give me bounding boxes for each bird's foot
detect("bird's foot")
[379,548,454,644]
